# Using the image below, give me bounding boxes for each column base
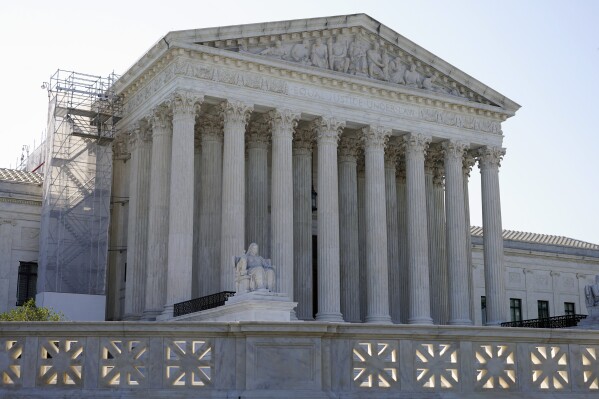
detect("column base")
[408,316,433,325]
[365,315,393,324]
[449,318,473,326]
[156,305,174,321]
[140,310,162,321]
[122,314,141,321]
[316,312,344,322]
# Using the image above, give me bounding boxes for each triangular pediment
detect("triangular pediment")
[165,14,519,113]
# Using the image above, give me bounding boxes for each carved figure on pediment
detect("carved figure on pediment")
[327,37,350,73]
[348,38,368,76]
[366,42,388,80]
[259,40,288,59]
[388,58,407,85]
[404,64,423,88]
[310,38,329,69]
[235,243,276,294]
[288,39,311,64]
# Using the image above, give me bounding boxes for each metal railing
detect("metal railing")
[501,314,587,328]
[173,291,236,317]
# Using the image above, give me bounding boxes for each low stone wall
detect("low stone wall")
[1,321,598,398]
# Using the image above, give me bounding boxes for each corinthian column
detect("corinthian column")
[443,140,472,325]
[402,133,433,325]
[220,100,253,292]
[357,157,367,321]
[425,148,446,325]
[363,126,392,324]
[432,164,448,325]
[314,116,345,322]
[270,109,300,298]
[293,125,314,320]
[463,152,476,323]
[198,109,223,297]
[162,91,202,318]
[478,147,507,325]
[396,160,409,323]
[142,106,172,320]
[246,115,270,257]
[385,143,401,323]
[123,122,151,320]
[338,135,361,322]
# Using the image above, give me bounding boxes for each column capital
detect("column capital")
[442,140,469,160]
[424,146,443,175]
[199,109,224,142]
[462,151,477,177]
[150,106,172,135]
[268,109,300,138]
[170,90,203,118]
[293,124,315,155]
[433,164,445,186]
[338,136,361,162]
[401,133,431,155]
[362,125,391,150]
[128,122,152,149]
[477,146,506,169]
[384,142,401,169]
[113,132,131,161]
[247,114,271,149]
[314,116,345,144]
[221,99,253,126]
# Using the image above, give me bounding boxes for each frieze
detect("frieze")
[123,57,501,136]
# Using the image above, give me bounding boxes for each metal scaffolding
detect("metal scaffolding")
[38,70,122,297]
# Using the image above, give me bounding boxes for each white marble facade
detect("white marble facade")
[109,14,519,325]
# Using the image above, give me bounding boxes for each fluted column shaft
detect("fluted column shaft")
[357,161,367,322]
[198,112,223,297]
[362,126,392,323]
[338,137,361,322]
[270,109,299,298]
[385,146,401,324]
[396,166,409,324]
[315,117,345,322]
[443,141,472,325]
[143,108,172,320]
[246,116,270,256]
[163,92,202,317]
[123,124,151,320]
[220,101,252,291]
[192,135,201,298]
[425,151,446,325]
[293,127,314,320]
[463,154,476,323]
[403,133,433,325]
[432,168,448,325]
[479,147,507,325]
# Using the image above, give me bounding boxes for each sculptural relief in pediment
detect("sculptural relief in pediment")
[206,33,491,105]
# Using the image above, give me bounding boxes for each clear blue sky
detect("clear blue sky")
[1,0,597,244]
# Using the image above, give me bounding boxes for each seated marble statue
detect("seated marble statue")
[585,275,599,309]
[235,243,276,293]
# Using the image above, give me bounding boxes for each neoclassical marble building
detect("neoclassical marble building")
[107,13,520,325]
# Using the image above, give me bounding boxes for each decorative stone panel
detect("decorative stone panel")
[99,338,148,387]
[414,342,459,389]
[352,341,398,388]
[474,343,516,390]
[580,346,599,390]
[164,339,212,387]
[0,338,23,386]
[529,345,569,390]
[37,338,83,387]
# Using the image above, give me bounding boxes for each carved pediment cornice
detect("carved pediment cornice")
[115,15,519,120]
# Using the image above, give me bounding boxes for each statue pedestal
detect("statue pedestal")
[174,290,298,322]
[578,308,599,330]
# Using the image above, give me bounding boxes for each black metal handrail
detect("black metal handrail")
[501,314,587,328]
[173,291,236,317]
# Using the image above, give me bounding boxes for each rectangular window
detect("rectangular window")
[538,300,550,319]
[481,296,487,325]
[510,298,522,322]
[564,302,575,316]
[16,262,38,306]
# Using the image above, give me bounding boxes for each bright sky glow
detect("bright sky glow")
[1,0,597,243]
